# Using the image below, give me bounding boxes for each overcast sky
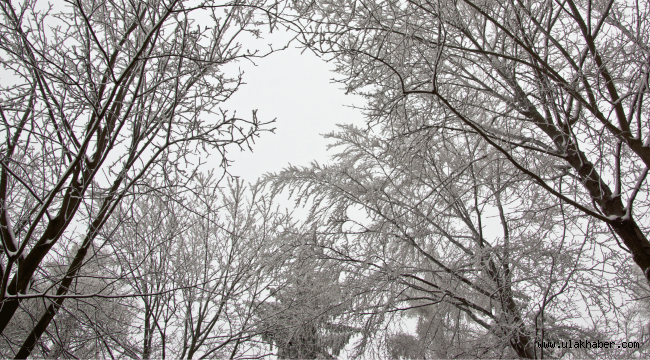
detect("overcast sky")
[220,38,367,183]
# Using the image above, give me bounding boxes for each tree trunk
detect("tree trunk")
[15,300,61,359]
[13,186,120,358]
[610,219,650,283]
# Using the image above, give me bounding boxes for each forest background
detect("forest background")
[1,0,649,358]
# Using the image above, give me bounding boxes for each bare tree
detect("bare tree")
[291,0,650,284]
[6,173,300,359]
[256,241,358,359]
[268,122,647,358]
[0,0,293,356]
[95,175,293,359]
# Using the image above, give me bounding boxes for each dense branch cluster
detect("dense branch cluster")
[1,0,649,358]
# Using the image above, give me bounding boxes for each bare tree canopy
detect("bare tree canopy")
[269,122,648,358]
[290,0,650,282]
[265,0,650,357]
[3,0,650,358]
[0,0,294,356]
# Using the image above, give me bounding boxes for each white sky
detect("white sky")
[220,39,367,183]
